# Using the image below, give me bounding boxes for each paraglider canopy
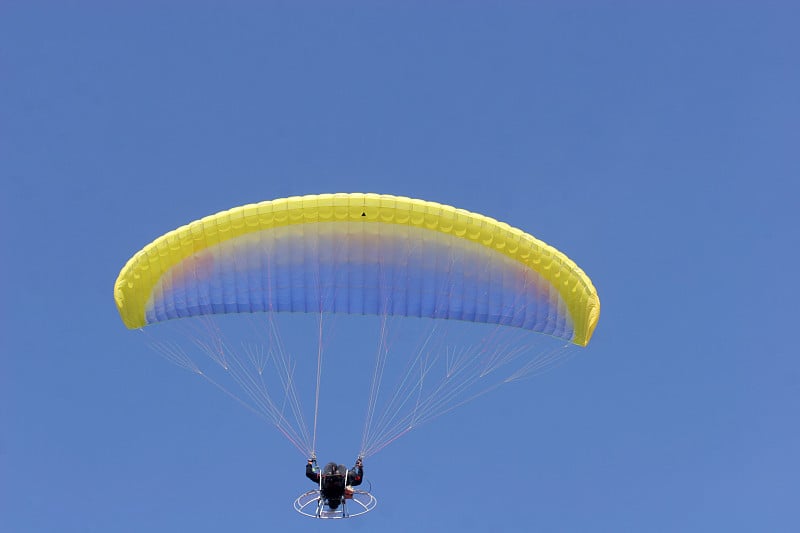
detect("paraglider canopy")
[114,193,599,345]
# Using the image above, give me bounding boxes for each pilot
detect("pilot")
[306,457,363,510]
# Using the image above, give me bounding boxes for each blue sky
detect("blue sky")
[2,3,799,532]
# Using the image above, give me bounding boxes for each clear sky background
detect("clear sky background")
[2,3,799,532]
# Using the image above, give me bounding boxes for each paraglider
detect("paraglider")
[114,192,599,518]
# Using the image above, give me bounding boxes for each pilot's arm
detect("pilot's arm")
[348,458,363,486]
[306,459,320,483]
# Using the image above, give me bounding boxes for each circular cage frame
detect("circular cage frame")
[293,489,377,519]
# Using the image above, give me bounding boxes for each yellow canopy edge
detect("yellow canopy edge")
[114,193,600,345]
